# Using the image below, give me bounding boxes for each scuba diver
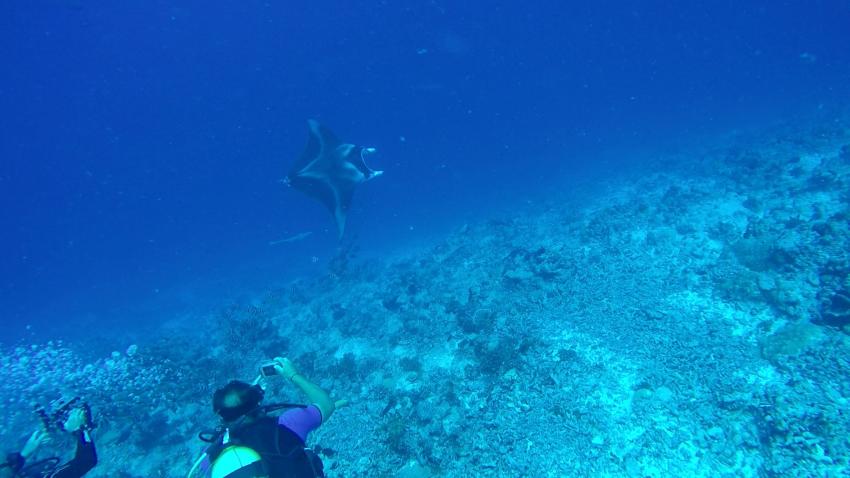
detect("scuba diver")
[188,357,346,478]
[1,403,97,478]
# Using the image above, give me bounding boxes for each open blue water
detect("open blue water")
[2,3,850,476]
[3,1,847,341]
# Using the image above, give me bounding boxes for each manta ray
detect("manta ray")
[284,120,383,238]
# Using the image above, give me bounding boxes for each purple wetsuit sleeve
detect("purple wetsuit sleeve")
[278,405,323,443]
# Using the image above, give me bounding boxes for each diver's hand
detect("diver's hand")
[273,357,300,380]
[21,429,47,458]
[63,408,86,433]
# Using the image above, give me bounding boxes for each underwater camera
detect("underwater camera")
[34,396,95,432]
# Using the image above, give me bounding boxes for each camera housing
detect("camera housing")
[260,361,279,377]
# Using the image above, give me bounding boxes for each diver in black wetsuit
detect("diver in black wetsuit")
[1,407,97,478]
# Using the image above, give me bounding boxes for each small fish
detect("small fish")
[268,231,313,246]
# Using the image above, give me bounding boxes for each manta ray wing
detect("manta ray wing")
[285,120,380,238]
[288,119,340,177]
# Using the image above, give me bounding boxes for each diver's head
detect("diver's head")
[212,381,265,423]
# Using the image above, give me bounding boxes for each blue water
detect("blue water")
[4,3,850,477]
[0,0,850,344]
[1,2,848,337]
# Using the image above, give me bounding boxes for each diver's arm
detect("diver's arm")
[48,430,97,478]
[46,408,97,478]
[20,429,46,459]
[5,429,47,472]
[291,374,335,422]
[274,358,336,422]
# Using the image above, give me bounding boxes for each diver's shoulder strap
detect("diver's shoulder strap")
[185,452,206,478]
[186,427,231,478]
